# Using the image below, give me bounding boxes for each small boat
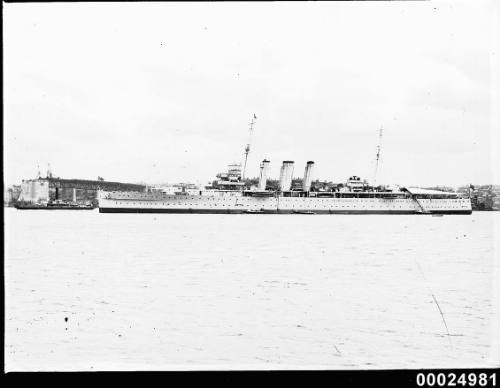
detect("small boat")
[15,201,95,210]
[243,209,265,214]
[47,201,94,210]
[15,203,48,210]
[292,210,315,215]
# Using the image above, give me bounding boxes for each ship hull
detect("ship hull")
[98,190,472,215]
[98,207,471,215]
[15,205,95,210]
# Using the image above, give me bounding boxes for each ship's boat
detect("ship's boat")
[246,191,275,197]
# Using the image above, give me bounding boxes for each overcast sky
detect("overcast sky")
[4,1,500,187]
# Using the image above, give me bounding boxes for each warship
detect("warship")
[98,117,472,215]
[97,160,471,215]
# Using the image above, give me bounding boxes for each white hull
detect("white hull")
[98,191,472,214]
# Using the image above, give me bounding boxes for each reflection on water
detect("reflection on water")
[4,209,500,370]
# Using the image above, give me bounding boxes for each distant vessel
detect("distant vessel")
[15,200,94,210]
[98,160,472,215]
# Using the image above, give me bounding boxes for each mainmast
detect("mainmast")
[242,113,257,180]
[373,127,384,186]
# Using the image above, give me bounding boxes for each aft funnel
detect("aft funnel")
[303,161,315,192]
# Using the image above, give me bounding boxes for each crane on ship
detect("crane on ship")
[241,113,257,180]
[373,127,384,187]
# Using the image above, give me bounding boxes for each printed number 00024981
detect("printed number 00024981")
[416,373,497,387]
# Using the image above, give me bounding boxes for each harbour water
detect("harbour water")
[4,208,500,370]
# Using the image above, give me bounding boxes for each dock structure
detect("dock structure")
[17,177,145,207]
